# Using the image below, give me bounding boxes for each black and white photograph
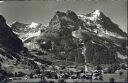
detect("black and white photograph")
[0,0,127,82]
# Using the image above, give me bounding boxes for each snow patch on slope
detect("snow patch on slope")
[78,10,126,39]
[22,30,41,42]
[29,22,38,28]
[93,10,101,18]
[117,52,127,59]
[78,10,101,21]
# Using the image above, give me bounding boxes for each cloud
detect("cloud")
[0,1,4,3]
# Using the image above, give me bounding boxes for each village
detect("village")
[1,63,127,83]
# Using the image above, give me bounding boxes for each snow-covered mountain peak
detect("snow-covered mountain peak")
[78,10,103,21]
[93,10,101,18]
[29,22,38,28]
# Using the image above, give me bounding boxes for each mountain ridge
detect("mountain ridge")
[10,10,128,65]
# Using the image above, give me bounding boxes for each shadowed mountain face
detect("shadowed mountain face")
[0,15,25,64]
[11,10,128,66]
[0,15,25,63]
[0,15,23,52]
[0,15,25,76]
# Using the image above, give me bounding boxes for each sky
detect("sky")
[0,0,127,32]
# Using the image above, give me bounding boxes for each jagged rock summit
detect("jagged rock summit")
[78,10,128,38]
